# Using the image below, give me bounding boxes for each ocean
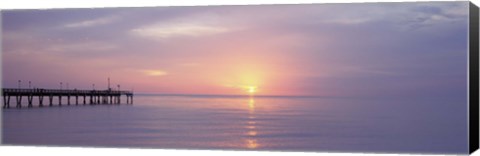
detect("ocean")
[2,94,468,154]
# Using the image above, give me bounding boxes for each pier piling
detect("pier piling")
[16,96,22,108]
[39,96,44,107]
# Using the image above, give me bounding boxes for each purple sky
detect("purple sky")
[2,2,469,97]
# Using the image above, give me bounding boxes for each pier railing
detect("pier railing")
[3,88,133,95]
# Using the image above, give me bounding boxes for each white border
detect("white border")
[0,0,478,156]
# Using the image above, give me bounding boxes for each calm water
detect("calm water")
[2,95,468,154]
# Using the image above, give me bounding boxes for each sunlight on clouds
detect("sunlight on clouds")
[141,69,168,76]
[131,22,230,39]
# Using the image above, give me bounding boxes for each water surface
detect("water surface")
[2,95,468,154]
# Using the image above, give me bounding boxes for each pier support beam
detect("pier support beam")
[67,95,71,105]
[39,96,44,107]
[129,95,133,104]
[90,95,94,105]
[3,95,11,108]
[58,96,62,106]
[27,95,33,108]
[16,96,22,108]
[49,95,53,107]
[126,95,133,104]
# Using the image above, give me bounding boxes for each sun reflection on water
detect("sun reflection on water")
[245,97,260,149]
[246,139,259,149]
[248,98,255,112]
[247,131,257,136]
[247,121,256,125]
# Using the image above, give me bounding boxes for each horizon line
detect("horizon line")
[134,93,341,98]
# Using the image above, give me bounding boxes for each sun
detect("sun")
[247,86,257,94]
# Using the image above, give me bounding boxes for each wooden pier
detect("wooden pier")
[2,88,133,109]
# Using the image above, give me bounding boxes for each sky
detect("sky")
[1,1,470,97]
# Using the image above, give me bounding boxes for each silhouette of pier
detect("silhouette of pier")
[2,88,133,109]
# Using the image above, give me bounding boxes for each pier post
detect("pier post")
[2,95,5,108]
[7,96,11,108]
[83,95,86,105]
[127,95,133,104]
[97,95,100,104]
[27,95,33,108]
[16,96,22,108]
[49,95,53,107]
[130,95,133,104]
[3,94,11,108]
[90,95,93,105]
[58,96,62,106]
[39,96,44,107]
[67,95,71,105]
[75,95,78,105]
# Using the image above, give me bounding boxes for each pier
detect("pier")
[2,88,133,109]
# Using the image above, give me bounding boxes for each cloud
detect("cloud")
[64,16,119,28]
[179,63,200,67]
[340,66,403,76]
[301,2,468,30]
[131,22,230,39]
[384,3,468,31]
[129,12,239,40]
[45,41,118,53]
[3,30,118,57]
[141,69,168,76]
[322,18,372,25]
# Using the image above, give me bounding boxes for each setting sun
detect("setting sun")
[247,86,257,94]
